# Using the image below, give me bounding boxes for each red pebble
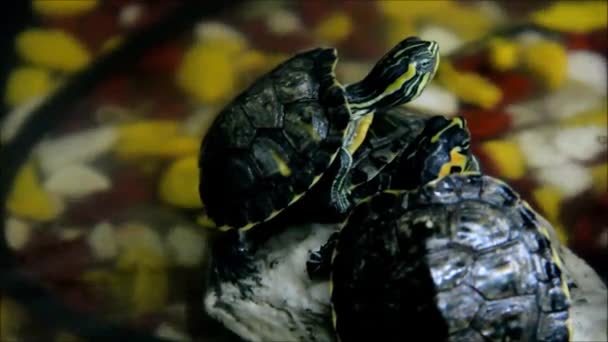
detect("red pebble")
[18,235,94,284]
[78,11,119,52]
[452,51,487,72]
[588,29,608,58]
[137,41,184,74]
[298,1,338,27]
[461,109,512,140]
[93,76,133,106]
[565,32,591,50]
[490,72,536,105]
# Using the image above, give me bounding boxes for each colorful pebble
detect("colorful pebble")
[553,126,606,162]
[158,156,203,209]
[438,62,503,109]
[7,162,63,222]
[487,38,519,71]
[520,40,567,90]
[4,67,53,106]
[4,217,31,251]
[1,97,44,143]
[16,29,91,72]
[44,164,111,198]
[537,163,592,198]
[176,43,236,104]
[407,85,459,116]
[313,12,352,44]
[530,1,608,34]
[480,139,526,180]
[36,126,117,175]
[87,222,118,261]
[166,226,206,267]
[32,0,98,17]
[567,51,607,95]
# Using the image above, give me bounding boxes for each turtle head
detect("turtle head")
[346,37,439,117]
[399,116,477,188]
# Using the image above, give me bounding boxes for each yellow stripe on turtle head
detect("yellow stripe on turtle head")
[431,117,464,143]
[438,146,469,178]
[383,62,417,95]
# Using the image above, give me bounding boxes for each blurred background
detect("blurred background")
[0,1,606,341]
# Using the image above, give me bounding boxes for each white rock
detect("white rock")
[116,222,165,257]
[418,25,463,56]
[36,126,117,176]
[515,129,570,168]
[515,31,545,46]
[119,3,143,28]
[180,106,220,137]
[43,164,111,198]
[265,9,302,35]
[5,217,31,251]
[88,222,118,261]
[59,227,84,241]
[406,85,459,116]
[194,21,247,46]
[567,51,607,95]
[536,163,592,198]
[155,323,191,342]
[1,97,44,143]
[506,102,546,128]
[553,126,607,162]
[543,81,605,120]
[166,226,206,267]
[205,222,338,342]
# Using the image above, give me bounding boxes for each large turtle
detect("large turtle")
[321,173,572,341]
[198,37,440,233]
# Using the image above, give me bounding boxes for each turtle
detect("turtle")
[305,113,480,277]
[317,173,572,342]
[198,36,440,233]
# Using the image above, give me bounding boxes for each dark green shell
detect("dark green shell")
[331,173,571,342]
[199,48,351,229]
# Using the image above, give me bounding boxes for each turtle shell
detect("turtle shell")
[199,48,351,229]
[331,173,571,342]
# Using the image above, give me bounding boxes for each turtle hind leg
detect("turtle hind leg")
[306,233,339,280]
[329,148,354,214]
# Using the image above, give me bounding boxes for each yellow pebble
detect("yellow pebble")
[590,163,607,194]
[438,62,502,109]
[156,136,200,157]
[32,0,98,17]
[314,12,353,44]
[114,120,179,159]
[532,186,563,223]
[176,43,235,104]
[488,38,519,71]
[115,246,168,315]
[531,1,607,34]
[521,40,567,90]
[159,156,203,209]
[4,67,53,106]
[16,29,90,72]
[480,140,526,180]
[100,35,123,53]
[560,107,608,128]
[132,267,168,315]
[235,49,269,74]
[7,162,61,222]
[1,297,26,342]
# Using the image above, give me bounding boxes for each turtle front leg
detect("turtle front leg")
[306,232,339,280]
[329,148,353,214]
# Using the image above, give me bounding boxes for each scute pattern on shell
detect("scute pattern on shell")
[331,173,570,342]
[199,48,352,228]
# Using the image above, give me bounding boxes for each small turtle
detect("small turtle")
[199,36,440,232]
[306,113,479,276]
[317,173,572,342]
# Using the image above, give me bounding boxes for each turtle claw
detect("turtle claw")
[306,233,339,280]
